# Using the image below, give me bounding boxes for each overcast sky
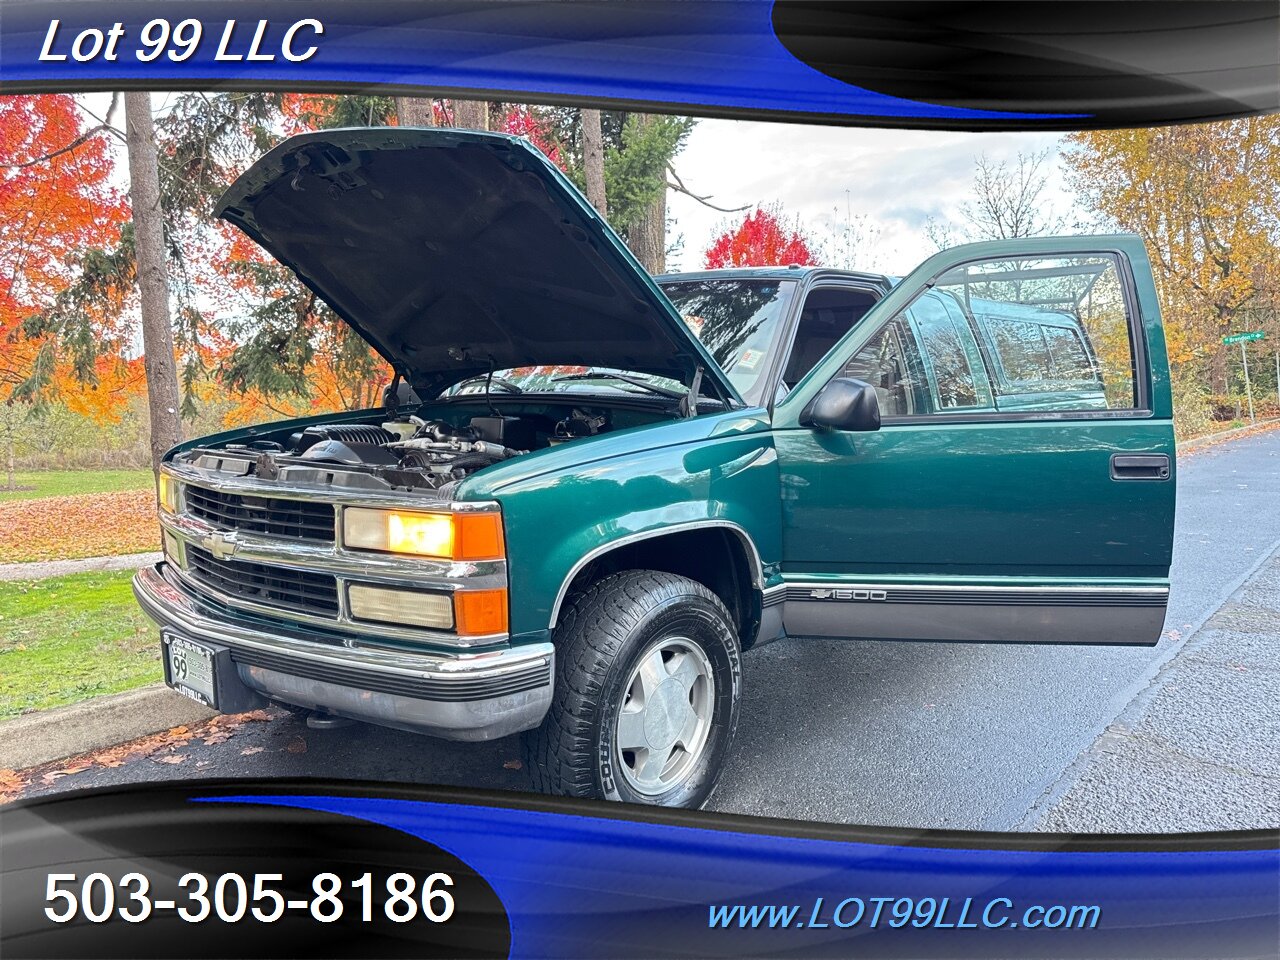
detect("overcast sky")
[86,95,1084,278]
[665,118,1081,274]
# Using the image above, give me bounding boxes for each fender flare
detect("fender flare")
[547,520,766,629]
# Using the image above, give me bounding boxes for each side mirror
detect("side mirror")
[801,377,881,432]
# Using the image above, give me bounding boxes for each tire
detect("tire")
[523,570,742,809]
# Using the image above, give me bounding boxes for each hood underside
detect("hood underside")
[215,128,739,402]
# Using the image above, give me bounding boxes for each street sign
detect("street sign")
[1223,332,1265,422]
[1223,331,1265,344]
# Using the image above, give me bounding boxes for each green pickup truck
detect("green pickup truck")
[134,128,1175,808]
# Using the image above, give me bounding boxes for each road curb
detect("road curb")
[0,684,214,771]
[1178,418,1280,455]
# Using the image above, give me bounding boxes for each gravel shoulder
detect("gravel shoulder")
[0,552,161,582]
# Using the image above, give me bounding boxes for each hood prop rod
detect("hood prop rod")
[483,355,501,417]
[680,365,704,419]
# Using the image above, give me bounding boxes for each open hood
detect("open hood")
[215,128,740,404]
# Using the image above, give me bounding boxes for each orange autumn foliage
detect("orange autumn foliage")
[0,95,130,417]
[1066,119,1280,386]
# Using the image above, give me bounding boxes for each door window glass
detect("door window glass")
[836,253,1139,419]
[842,293,989,417]
[1042,324,1100,386]
[843,321,921,416]
[989,319,1053,381]
[911,295,990,409]
[937,254,1136,410]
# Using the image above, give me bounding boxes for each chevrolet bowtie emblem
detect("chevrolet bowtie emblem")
[202,531,239,561]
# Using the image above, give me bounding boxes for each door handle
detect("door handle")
[1110,453,1170,481]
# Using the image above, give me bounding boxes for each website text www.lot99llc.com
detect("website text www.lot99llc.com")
[709,896,1102,931]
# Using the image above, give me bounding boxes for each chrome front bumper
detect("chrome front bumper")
[133,564,554,741]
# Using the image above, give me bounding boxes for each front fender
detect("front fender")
[482,424,782,640]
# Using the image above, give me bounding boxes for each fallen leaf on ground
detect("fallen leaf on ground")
[0,703,286,805]
[40,763,92,783]
[240,746,264,756]
[40,763,92,784]
[285,738,307,754]
[0,490,159,563]
[503,759,523,770]
[0,769,29,802]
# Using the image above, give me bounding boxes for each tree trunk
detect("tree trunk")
[581,108,607,218]
[623,114,667,274]
[451,99,489,131]
[396,96,436,127]
[124,91,182,474]
[1210,345,1230,395]
[3,403,15,492]
[630,189,666,274]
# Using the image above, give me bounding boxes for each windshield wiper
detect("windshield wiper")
[453,374,523,394]
[551,371,686,400]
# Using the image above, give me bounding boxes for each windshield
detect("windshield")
[440,278,796,405]
[657,278,795,402]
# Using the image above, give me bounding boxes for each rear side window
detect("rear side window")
[938,254,1137,411]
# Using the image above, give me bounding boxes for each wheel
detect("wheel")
[523,570,742,808]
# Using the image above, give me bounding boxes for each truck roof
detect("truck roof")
[655,265,893,285]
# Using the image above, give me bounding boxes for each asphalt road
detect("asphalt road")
[14,429,1280,831]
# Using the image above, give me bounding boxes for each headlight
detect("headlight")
[158,473,179,514]
[342,508,504,561]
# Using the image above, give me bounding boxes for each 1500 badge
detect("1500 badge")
[810,589,889,601]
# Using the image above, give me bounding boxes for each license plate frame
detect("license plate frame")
[163,632,218,709]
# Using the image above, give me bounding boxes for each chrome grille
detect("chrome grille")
[185,545,340,617]
[184,486,335,543]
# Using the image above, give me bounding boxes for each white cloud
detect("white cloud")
[666,119,1077,273]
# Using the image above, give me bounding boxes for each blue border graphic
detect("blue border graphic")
[203,794,1280,958]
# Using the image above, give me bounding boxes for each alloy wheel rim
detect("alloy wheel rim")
[615,636,715,796]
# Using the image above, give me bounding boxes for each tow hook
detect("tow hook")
[305,711,355,730]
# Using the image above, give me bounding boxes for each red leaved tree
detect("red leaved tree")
[496,106,566,171]
[703,204,820,269]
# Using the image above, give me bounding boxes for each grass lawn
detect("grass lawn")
[0,571,161,720]
[0,469,153,502]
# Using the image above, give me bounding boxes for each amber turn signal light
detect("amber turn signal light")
[454,589,509,636]
[451,512,506,561]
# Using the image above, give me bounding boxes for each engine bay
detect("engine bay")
[172,403,635,499]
